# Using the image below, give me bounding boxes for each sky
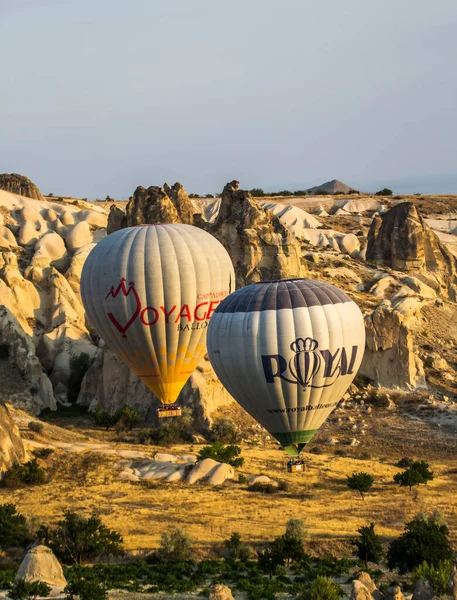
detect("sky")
[1,0,456,198]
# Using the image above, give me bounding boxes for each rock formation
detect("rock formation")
[412,579,435,600]
[361,302,426,390]
[205,181,306,286]
[0,401,27,475]
[351,581,375,600]
[108,180,306,287]
[209,584,235,600]
[77,348,233,429]
[15,545,67,588]
[0,173,42,200]
[367,202,457,297]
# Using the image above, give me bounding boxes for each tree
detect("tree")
[115,407,142,432]
[37,510,124,564]
[285,518,308,544]
[65,575,107,600]
[310,576,342,600]
[189,193,199,199]
[375,188,393,196]
[346,472,374,500]
[0,504,30,550]
[224,531,252,560]
[269,534,306,567]
[257,546,282,579]
[393,461,434,491]
[249,188,265,197]
[210,418,239,443]
[387,513,453,573]
[352,523,384,568]
[197,442,244,468]
[157,527,193,561]
[8,579,51,600]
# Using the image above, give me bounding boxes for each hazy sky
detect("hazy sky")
[1,0,456,197]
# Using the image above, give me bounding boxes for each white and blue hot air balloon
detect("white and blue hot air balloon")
[207,279,365,455]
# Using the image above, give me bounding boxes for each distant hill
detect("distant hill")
[305,179,358,195]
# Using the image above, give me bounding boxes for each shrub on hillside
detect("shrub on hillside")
[138,408,194,446]
[307,576,343,600]
[27,421,43,433]
[375,188,393,196]
[393,461,434,491]
[65,575,107,600]
[156,527,194,561]
[37,510,124,564]
[115,408,142,432]
[285,518,308,544]
[413,560,453,596]
[198,442,244,467]
[346,472,374,500]
[67,353,91,403]
[8,579,51,600]
[210,418,239,443]
[224,532,252,561]
[1,459,46,488]
[351,523,383,568]
[0,503,30,550]
[189,193,199,199]
[396,457,414,469]
[249,188,265,197]
[387,513,452,573]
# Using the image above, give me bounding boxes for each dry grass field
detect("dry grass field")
[4,400,457,558]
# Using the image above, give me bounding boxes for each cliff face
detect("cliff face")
[108,180,306,287]
[0,401,27,475]
[367,203,457,296]
[0,173,43,200]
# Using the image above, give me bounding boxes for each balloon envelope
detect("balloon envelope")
[81,224,235,405]
[207,279,365,455]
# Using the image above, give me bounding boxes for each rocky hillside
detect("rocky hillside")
[1,180,457,429]
[0,173,43,200]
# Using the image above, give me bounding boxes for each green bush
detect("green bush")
[93,410,119,430]
[375,188,393,196]
[1,459,46,488]
[31,448,54,459]
[248,482,278,494]
[396,457,414,469]
[27,421,43,433]
[65,575,107,600]
[346,472,374,500]
[205,194,214,198]
[387,513,453,573]
[8,579,51,600]
[249,188,266,197]
[67,353,91,403]
[197,442,244,468]
[413,560,453,595]
[189,193,200,199]
[393,461,434,491]
[352,523,383,567]
[0,571,15,590]
[37,510,124,564]
[115,408,142,432]
[309,576,342,600]
[238,473,247,484]
[210,418,239,443]
[0,504,30,550]
[157,528,194,561]
[139,408,194,446]
[285,518,308,544]
[224,532,252,560]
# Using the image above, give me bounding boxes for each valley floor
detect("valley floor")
[4,399,457,557]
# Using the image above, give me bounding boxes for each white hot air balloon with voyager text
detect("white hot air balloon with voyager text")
[207,278,365,455]
[81,224,235,417]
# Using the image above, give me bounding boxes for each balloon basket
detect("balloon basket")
[286,460,306,474]
[157,405,182,419]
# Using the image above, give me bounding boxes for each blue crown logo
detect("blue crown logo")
[290,337,319,353]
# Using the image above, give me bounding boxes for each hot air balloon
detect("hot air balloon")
[81,224,235,417]
[207,279,365,456]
